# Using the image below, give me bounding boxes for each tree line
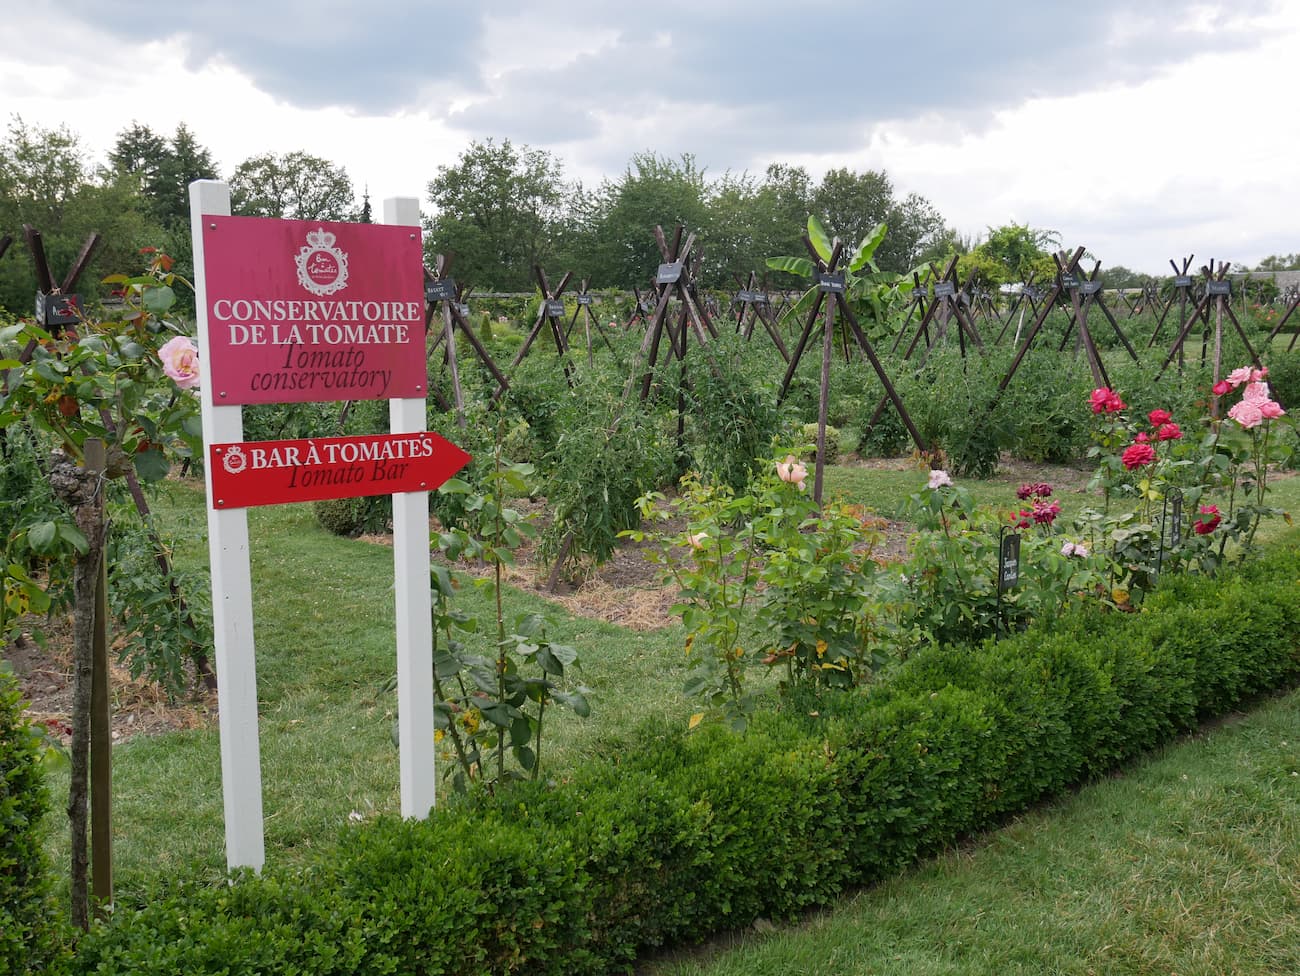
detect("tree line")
[3,116,1295,318]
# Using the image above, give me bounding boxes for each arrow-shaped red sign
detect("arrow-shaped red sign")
[209,431,470,509]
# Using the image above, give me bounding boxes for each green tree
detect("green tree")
[1256,253,1300,271]
[700,170,762,285]
[425,138,567,290]
[109,122,217,229]
[811,167,894,262]
[583,153,710,288]
[967,222,1060,285]
[1101,264,1148,289]
[229,150,357,221]
[884,192,948,271]
[808,168,945,274]
[0,116,156,316]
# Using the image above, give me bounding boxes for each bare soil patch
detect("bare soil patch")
[3,613,213,746]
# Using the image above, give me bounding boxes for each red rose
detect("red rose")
[1148,409,1172,426]
[1194,504,1221,535]
[1121,442,1156,469]
[1089,387,1126,414]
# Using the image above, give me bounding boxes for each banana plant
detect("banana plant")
[767,215,920,341]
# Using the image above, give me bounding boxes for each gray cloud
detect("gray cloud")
[58,1,1273,126]
[54,0,487,112]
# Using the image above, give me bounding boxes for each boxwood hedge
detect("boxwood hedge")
[64,543,1300,975]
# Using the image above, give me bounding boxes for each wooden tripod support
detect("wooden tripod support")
[776,235,929,499]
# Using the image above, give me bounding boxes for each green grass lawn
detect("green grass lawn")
[43,482,695,887]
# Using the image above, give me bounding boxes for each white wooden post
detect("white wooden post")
[189,180,265,872]
[383,197,436,818]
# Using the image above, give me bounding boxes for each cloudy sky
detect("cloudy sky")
[5,1,1297,275]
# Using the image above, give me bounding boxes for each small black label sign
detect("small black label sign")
[545,299,566,317]
[1081,280,1103,295]
[1206,280,1231,296]
[817,272,846,294]
[656,263,682,284]
[1060,274,1080,289]
[1169,488,1184,547]
[933,281,956,298]
[425,279,457,302]
[998,532,1021,592]
[576,294,593,306]
[1173,275,1193,287]
[35,291,80,327]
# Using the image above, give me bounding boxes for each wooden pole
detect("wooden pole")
[814,289,834,503]
[91,485,112,916]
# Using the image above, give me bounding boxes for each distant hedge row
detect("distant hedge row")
[15,544,1300,975]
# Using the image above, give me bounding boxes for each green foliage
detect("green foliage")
[430,458,591,792]
[968,222,1060,285]
[1264,347,1300,408]
[996,347,1094,463]
[540,395,672,580]
[0,668,69,975]
[0,117,162,318]
[629,455,888,727]
[109,122,218,230]
[105,509,213,699]
[579,153,710,288]
[685,334,782,492]
[62,545,1300,975]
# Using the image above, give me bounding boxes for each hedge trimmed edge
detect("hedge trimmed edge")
[60,543,1300,975]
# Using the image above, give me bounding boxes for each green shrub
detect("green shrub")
[1265,347,1300,410]
[0,669,67,976]
[311,495,391,537]
[801,422,841,463]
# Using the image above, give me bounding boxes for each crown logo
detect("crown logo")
[295,226,349,296]
[305,227,336,249]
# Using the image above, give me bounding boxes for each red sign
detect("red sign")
[208,433,470,509]
[201,216,426,404]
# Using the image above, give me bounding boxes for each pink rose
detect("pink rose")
[776,455,808,491]
[927,469,953,490]
[158,336,200,389]
[1259,399,1286,420]
[1228,400,1264,429]
[1061,540,1089,558]
[1148,408,1172,427]
[1226,367,1253,388]
[1250,367,1268,382]
[1121,442,1156,469]
[1212,380,1231,397]
[1241,381,1271,404]
[1156,422,1182,441]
